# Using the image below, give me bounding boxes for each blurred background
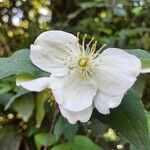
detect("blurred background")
[0,0,150,53]
[0,0,150,149]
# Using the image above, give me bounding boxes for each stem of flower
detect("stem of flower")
[43,105,59,150]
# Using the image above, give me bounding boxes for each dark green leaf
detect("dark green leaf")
[88,118,108,137]
[54,117,78,140]
[98,89,150,150]
[0,127,22,150]
[0,93,14,106]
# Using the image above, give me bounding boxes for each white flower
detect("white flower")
[16,30,141,124]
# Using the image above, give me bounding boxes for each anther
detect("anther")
[82,34,87,54]
[88,40,97,55]
[86,37,95,54]
[87,37,95,47]
[99,44,107,52]
[77,32,80,41]
[92,41,97,51]
[93,43,107,59]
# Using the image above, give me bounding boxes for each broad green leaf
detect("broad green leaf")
[54,117,78,140]
[12,94,34,122]
[34,132,56,150]
[71,135,101,150]
[126,49,150,73]
[0,127,22,150]
[0,49,48,80]
[98,89,150,150]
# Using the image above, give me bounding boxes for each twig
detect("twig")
[43,105,59,150]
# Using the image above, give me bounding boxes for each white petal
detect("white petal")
[100,48,141,76]
[30,30,80,77]
[94,92,124,114]
[30,45,69,77]
[93,48,141,95]
[59,105,93,124]
[50,74,97,112]
[16,77,50,92]
[34,30,80,56]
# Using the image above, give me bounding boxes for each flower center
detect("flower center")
[72,33,106,78]
[78,57,89,68]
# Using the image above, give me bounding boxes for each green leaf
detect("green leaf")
[35,89,50,128]
[71,135,101,150]
[0,127,22,150]
[5,87,29,110]
[126,49,150,73]
[51,143,71,150]
[133,75,145,98]
[12,94,34,122]
[0,93,14,106]
[141,33,150,50]
[88,118,108,137]
[0,49,48,80]
[54,117,78,140]
[146,112,150,132]
[0,82,12,95]
[132,6,143,15]
[98,89,150,150]
[34,132,56,150]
